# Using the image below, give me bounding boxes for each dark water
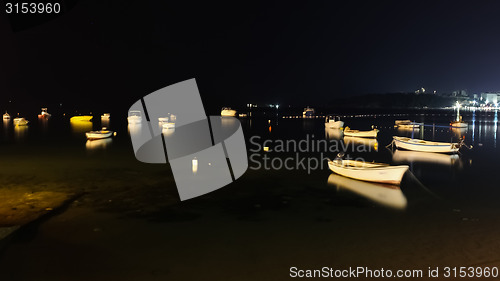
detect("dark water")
[2,109,499,210]
[2,109,500,280]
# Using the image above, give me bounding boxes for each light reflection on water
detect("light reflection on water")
[70,120,92,134]
[2,109,500,212]
[86,138,112,150]
[327,173,407,210]
[14,125,28,140]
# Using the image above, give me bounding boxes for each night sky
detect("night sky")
[2,0,500,113]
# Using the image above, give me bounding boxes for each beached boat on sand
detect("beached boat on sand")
[325,115,344,129]
[328,159,408,185]
[392,136,460,153]
[343,127,379,138]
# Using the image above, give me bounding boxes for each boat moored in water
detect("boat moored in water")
[328,158,408,185]
[395,120,412,125]
[392,136,460,153]
[38,108,51,119]
[86,128,116,140]
[3,112,10,120]
[325,115,344,129]
[221,107,237,117]
[395,120,423,129]
[343,127,379,138]
[71,115,93,122]
[13,117,29,126]
[302,106,315,118]
[127,110,142,124]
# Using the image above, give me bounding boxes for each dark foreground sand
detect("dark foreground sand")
[2,144,500,280]
[1,168,500,281]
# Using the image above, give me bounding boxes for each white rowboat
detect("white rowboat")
[86,129,116,140]
[325,115,344,129]
[343,127,379,138]
[392,136,460,153]
[127,111,142,124]
[328,159,408,185]
[450,121,468,128]
[221,107,237,117]
[13,117,29,126]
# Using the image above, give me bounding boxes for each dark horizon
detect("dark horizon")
[2,1,500,111]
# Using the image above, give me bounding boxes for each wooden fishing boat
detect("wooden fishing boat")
[86,128,116,140]
[302,106,315,118]
[13,117,29,126]
[325,115,344,129]
[71,115,93,122]
[38,108,51,119]
[328,159,408,185]
[395,119,411,125]
[392,136,460,153]
[450,120,468,128]
[343,127,379,138]
[396,121,423,129]
[221,107,237,117]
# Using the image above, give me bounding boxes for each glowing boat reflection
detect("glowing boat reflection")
[70,120,92,134]
[343,136,378,151]
[327,174,407,210]
[392,150,460,166]
[325,128,343,139]
[86,138,112,150]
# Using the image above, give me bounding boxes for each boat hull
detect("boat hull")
[393,136,459,153]
[450,122,468,128]
[86,131,113,140]
[127,116,142,124]
[344,129,378,138]
[71,116,93,122]
[325,120,344,129]
[328,160,408,185]
[13,118,29,126]
[221,110,237,117]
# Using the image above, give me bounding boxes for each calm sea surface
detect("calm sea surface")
[2,108,500,280]
[1,108,500,211]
